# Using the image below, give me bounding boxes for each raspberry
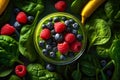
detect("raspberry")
[57,41,69,54]
[55,1,67,12]
[65,33,76,43]
[54,22,66,33]
[16,12,27,24]
[70,41,82,52]
[0,24,15,35]
[40,28,51,40]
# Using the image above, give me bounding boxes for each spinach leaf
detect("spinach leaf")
[19,11,40,61]
[108,39,120,80]
[86,19,111,49]
[0,68,12,77]
[13,0,44,15]
[0,35,20,67]
[71,0,88,14]
[104,0,120,19]
[9,75,21,80]
[72,63,81,80]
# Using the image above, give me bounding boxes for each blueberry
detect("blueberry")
[46,22,53,30]
[65,20,71,26]
[46,38,53,45]
[60,55,66,60]
[42,49,48,56]
[53,17,59,22]
[68,52,74,57]
[61,16,67,21]
[100,60,107,67]
[72,30,78,35]
[46,44,52,51]
[53,47,58,52]
[51,29,56,35]
[69,19,74,24]
[50,52,56,58]
[46,64,55,71]
[66,27,72,32]
[14,21,21,30]
[27,16,34,23]
[54,33,63,42]
[14,8,20,14]
[77,34,83,41]
[52,42,57,47]
[39,41,45,48]
[42,24,47,29]
[72,23,79,29]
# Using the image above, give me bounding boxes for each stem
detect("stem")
[102,60,114,71]
[16,59,24,65]
[96,68,100,80]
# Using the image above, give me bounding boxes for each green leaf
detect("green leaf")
[19,11,40,61]
[0,35,19,67]
[0,68,12,77]
[13,0,44,15]
[71,0,88,14]
[9,75,21,80]
[72,63,81,80]
[86,19,111,49]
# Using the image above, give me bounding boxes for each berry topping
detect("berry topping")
[27,16,34,23]
[14,21,21,30]
[50,52,56,58]
[54,22,66,33]
[57,41,69,54]
[70,41,82,52]
[0,24,15,35]
[54,33,64,42]
[40,28,51,40]
[55,1,67,12]
[46,22,54,30]
[16,12,27,24]
[65,33,76,43]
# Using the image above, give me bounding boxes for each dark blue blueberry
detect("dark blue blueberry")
[42,24,47,29]
[77,34,83,41]
[27,16,34,23]
[46,22,53,30]
[53,47,58,52]
[60,55,66,60]
[46,64,55,71]
[50,52,56,58]
[46,44,52,51]
[106,69,112,77]
[46,38,53,45]
[54,33,63,42]
[61,16,67,21]
[68,52,74,57]
[42,49,48,56]
[100,60,107,67]
[72,30,78,35]
[52,42,57,47]
[51,29,56,35]
[65,20,71,27]
[66,27,72,32]
[14,21,21,30]
[69,19,74,24]
[53,17,59,22]
[39,41,45,48]
[72,23,79,29]
[14,8,20,14]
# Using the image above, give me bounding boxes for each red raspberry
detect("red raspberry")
[0,24,15,35]
[65,33,76,43]
[54,22,66,33]
[40,28,51,40]
[16,12,27,24]
[57,41,69,54]
[55,1,67,12]
[15,65,27,77]
[70,41,82,52]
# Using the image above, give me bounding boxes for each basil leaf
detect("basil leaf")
[0,68,12,77]
[9,75,21,80]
